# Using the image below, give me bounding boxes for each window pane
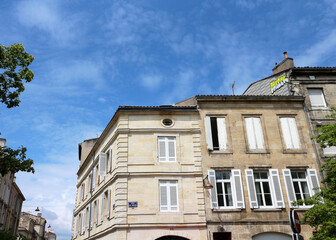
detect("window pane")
[260,172,268,179]
[254,172,260,179]
[216,183,223,194]
[262,182,271,193]
[223,172,230,180]
[298,172,306,179]
[224,183,233,207]
[293,182,300,194]
[301,182,309,195]
[255,182,263,206]
[217,183,224,207]
[264,193,273,206]
[291,172,298,179]
[211,117,219,150]
[216,172,223,180]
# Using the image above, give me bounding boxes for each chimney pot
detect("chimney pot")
[283,51,288,59]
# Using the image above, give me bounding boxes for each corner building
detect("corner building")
[176,95,321,240]
[72,106,207,240]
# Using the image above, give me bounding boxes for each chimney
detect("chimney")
[272,51,294,75]
[0,138,6,147]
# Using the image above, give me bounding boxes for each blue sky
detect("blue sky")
[1,0,336,239]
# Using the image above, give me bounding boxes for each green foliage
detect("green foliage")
[0,43,34,108]
[0,145,34,176]
[298,107,336,240]
[0,229,33,240]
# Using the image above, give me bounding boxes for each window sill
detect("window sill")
[283,149,307,154]
[209,150,233,154]
[310,107,328,111]
[246,149,270,154]
[213,208,242,212]
[291,206,312,211]
[252,208,283,212]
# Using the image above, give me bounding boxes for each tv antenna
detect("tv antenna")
[231,81,236,95]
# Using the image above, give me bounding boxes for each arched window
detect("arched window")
[253,232,291,240]
[156,236,189,240]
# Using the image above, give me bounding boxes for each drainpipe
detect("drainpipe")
[302,102,325,185]
[87,153,95,239]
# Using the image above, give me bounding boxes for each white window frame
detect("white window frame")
[291,171,311,206]
[253,171,274,208]
[215,171,235,209]
[158,137,176,162]
[308,88,327,108]
[159,180,179,212]
[244,117,265,150]
[204,116,228,151]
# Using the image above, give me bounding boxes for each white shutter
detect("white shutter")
[288,118,300,149]
[159,181,168,211]
[158,137,166,162]
[232,169,245,209]
[170,182,178,211]
[205,116,213,150]
[85,176,89,197]
[217,118,227,150]
[269,169,285,208]
[101,194,104,222]
[282,169,296,208]
[208,170,218,209]
[107,189,111,218]
[99,153,107,176]
[96,199,99,225]
[168,137,176,162]
[92,167,96,190]
[108,148,112,172]
[245,118,256,149]
[245,169,258,208]
[87,206,90,230]
[323,146,336,156]
[253,118,264,149]
[82,211,86,233]
[308,89,326,107]
[90,202,94,227]
[280,118,293,149]
[307,169,320,196]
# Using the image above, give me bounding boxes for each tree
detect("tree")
[299,107,336,240]
[0,43,35,176]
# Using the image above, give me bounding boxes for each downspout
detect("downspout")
[302,102,325,184]
[87,153,95,239]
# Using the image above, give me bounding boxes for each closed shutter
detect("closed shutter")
[99,153,107,176]
[92,167,96,190]
[170,183,178,211]
[307,169,320,195]
[101,194,104,222]
[253,118,264,149]
[288,118,300,149]
[232,169,245,208]
[87,205,90,230]
[217,118,227,150]
[245,169,258,208]
[109,148,112,172]
[160,181,168,211]
[208,170,218,209]
[308,89,326,107]
[107,189,111,218]
[158,137,166,161]
[90,202,94,227]
[245,118,256,149]
[96,199,99,225]
[282,169,296,208]
[280,118,293,149]
[269,169,285,208]
[85,176,89,197]
[205,116,214,150]
[168,137,176,162]
[82,211,86,233]
[323,146,336,156]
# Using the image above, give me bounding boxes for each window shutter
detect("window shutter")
[308,89,326,107]
[323,146,336,156]
[158,137,166,161]
[85,177,89,197]
[109,148,112,172]
[245,118,256,149]
[170,183,178,211]
[160,182,168,211]
[90,202,94,227]
[208,169,218,209]
[280,118,293,149]
[217,118,227,150]
[307,169,320,195]
[101,194,104,222]
[205,116,213,150]
[288,118,300,149]
[82,211,86,233]
[92,167,96,190]
[253,118,264,149]
[232,169,245,209]
[269,169,285,208]
[245,169,258,208]
[282,169,296,208]
[168,137,176,162]
[87,206,90,230]
[107,189,111,218]
[99,153,107,176]
[96,200,99,225]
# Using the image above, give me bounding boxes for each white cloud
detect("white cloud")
[295,29,336,66]
[140,74,162,90]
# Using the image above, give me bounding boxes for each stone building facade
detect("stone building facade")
[175,95,321,240]
[0,138,25,234]
[18,212,47,240]
[72,106,207,240]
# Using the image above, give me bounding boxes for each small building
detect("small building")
[18,212,47,240]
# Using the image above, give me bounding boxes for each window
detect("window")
[323,146,336,156]
[308,89,326,108]
[208,169,245,209]
[245,169,284,209]
[81,183,85,201]
[86,206,90,230]
[280,117,301,149]
[159,180,178,211]
[204,116,228,151]
[158,137,176,162]
[93,200,98,225]
[98,152,107,177]
[244,117,265,150]
[283,169,320,208]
